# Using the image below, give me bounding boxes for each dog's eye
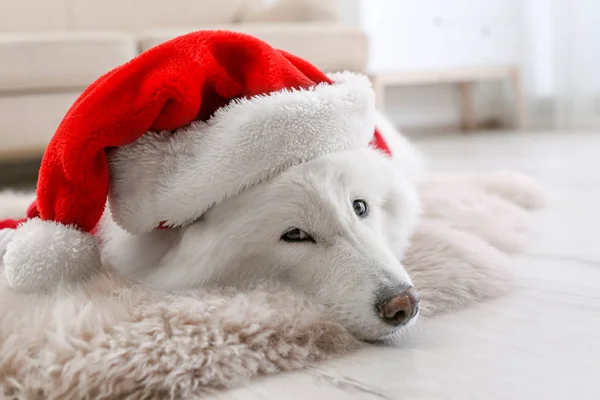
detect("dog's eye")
[281,228,315,243]
[353,199,369,218]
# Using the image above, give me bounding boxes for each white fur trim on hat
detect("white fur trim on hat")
[109,71,376,233]
[3,219,101,293]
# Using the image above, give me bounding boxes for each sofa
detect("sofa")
[0,0,368,161]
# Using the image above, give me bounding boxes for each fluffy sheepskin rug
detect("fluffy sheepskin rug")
[0,170,546,399]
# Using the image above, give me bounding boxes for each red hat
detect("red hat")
[1,30,390,292]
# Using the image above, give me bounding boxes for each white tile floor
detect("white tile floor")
[213,131,600,400]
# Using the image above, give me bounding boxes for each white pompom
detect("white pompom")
[3,218,101,293]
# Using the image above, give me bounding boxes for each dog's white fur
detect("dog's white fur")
[96,112,422,341]
[101,145,421,341]
[0,111,425,341]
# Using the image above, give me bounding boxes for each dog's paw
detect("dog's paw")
[405,219,516,317]
[419,177,537,253]
[476,170,548,211]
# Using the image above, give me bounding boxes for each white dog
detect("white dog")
[98,113,424,342]
[0,113,424,342]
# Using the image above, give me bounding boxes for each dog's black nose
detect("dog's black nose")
[377,287,420,326]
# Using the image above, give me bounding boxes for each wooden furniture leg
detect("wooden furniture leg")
[511,68,527,129]
[459,81,476,132]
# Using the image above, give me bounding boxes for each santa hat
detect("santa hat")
[1,30,390,293]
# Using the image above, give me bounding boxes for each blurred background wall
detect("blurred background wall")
[0,0,598,186]
[340,0,600,131]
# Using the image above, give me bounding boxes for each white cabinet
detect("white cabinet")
[358,0,522,73]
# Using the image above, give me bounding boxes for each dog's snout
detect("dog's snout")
[377,287,420,326]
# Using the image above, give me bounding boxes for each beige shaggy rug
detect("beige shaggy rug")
[0,170,546,399]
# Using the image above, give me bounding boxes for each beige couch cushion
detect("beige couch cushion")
[0,32,137,92]
[138,23,368,73]
[67,0,256,31]
[0,91,80,156]
[240,0,339,23]
[0,0,70,33]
